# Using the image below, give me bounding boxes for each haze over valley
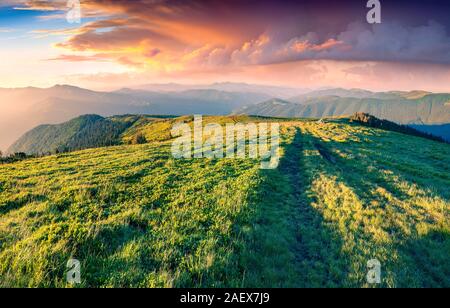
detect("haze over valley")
[2,83,450,152]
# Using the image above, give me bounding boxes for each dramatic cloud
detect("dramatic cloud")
[183,21,450,67]
[17,0,448,68]
[335,21,450,63]
[3,0,450,90]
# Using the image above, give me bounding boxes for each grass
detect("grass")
[297,120,449,287]
[0,116,448,287]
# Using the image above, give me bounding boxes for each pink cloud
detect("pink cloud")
[144,48,161,58]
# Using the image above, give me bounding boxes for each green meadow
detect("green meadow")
[0,116,448,287]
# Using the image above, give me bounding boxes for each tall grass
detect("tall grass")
[0,117,448,287]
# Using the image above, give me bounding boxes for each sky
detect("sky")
[1,0,450,91]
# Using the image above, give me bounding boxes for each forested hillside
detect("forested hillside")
[7,115,136,155]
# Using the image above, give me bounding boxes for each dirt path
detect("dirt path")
[278,129,309,275]
[277,128,349,287]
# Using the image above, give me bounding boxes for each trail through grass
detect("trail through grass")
[0,117,448,287]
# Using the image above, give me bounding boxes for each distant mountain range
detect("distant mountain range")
[0,83,273,151]
[0,85,142,152]
[1,84,449,152]
[236,94,450,124]
[132,82,310,98]
[235,89,450,140]
[114,88,270,114]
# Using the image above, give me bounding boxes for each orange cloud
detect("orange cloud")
[6,0,450,91]
[16,0,446,73]
[13,0,64,11]
[311,38,344,51]
[46,54,110,62]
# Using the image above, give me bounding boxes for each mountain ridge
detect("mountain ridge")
[7,114,138,155]
[1,84,450,152]
[7,112,450,156]
[237,93,450,124]
[0,85,270,151]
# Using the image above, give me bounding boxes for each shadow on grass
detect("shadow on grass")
[0,193,47,215]
[277,129,352,287]
[204,128,352,287]
[32,127,448,287]
[313,139,413,204]
[393,229,450,288]
[335,133,449,203]
[303,131,450,287]
[48,216,156,288]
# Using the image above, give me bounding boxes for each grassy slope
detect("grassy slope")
[0,117,448,287]
[297,120,449,287]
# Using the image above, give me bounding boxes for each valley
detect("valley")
[2,84,450,152]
